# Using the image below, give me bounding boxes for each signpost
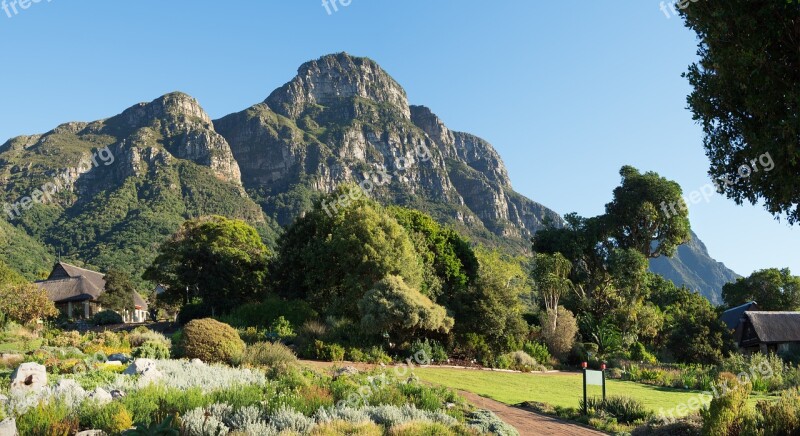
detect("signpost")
[581,362,607,415]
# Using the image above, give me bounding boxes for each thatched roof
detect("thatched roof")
[36,262,148,310]
[745,312,800,343]
[721,301,759,330]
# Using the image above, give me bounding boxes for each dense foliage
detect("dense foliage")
[681,0,800,223]
[145,216,270,313]
[99,269,136,313]
[180,318,246,364]
[722,268,800,311]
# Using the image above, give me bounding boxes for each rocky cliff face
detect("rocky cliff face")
[216,53,561,248]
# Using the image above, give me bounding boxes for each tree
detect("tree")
[540,306,578,361]
[722,268,800,311]
[270,186,424,318]
[0,259,25,287]
[604,166,690,259]
[143,216,269,314]
[451,249,531,353]
[681,1,800,223]
[660,285,733,364]
[388,206,479,301]
[532,252,572,320]
[0,283,58,325]
[358,275,454,343]
[100,269,136,313]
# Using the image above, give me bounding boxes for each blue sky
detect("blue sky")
[0,1,796,276]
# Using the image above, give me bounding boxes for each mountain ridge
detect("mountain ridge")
[0,52,739,301]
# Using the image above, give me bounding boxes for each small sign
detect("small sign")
[585,369,604,386]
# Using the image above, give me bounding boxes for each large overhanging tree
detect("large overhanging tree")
[681,0,800,223]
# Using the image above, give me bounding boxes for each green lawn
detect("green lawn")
[415,367,711,417]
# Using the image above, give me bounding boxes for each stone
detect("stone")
[333,366,360,379]
[0,418,16,436]
[123,358,162,386]
[190,358,204,366]
[107,353,130,363]
[76,431,106,436]
[10,362,46,394]
[104,361,123,366]
[88,387,113,405]
[110,389,126,399]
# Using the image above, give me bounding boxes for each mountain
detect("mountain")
[650,230,740,304]
[0,52,738,300]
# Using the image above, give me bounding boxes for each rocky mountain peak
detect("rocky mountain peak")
[113,92,213,131]
[265,53,411,119]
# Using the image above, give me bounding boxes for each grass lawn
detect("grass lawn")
[415,367,712,416]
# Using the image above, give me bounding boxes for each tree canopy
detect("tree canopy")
[681,1,800,223]
[144,215,269,313]
[722,268,800,311]
[100,269,136,313]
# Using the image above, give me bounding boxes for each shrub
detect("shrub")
[93,310,123,326]
[346,347,366,362]
[630,342,658,364]
[177,302,212,325]
[81,401,133,434]
[266,316,295,342]
[700,375,752,435]
[17,401,79,436]
[523,341,552,367]
[462,333,493,366]
[242,341,298,373]
[632,416,702,436]
[311,420,383,436]
[180,318,245,364]
[238,326,266,345]
[218,296,317,329]
[389,421,458,435]
[365,346,392,364]
[583,396,653,424]
[132,340,171,359]
[541,306,578,361]
[316,341,345,362]
[498,351,544,372]
[467,409,519,436]
[129,329,171,348]
[746,388,800,435]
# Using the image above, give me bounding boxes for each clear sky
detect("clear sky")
[0,1,796,276]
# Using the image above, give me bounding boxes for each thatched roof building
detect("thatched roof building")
[36,262,148,322]
[735,311,800,354]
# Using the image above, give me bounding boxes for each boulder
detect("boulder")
[10,363,46,394]
[88,387,113,405]
[110,389,126,399]
[0,418,16,436]
[124,359,162,386]
[333,366,360,379]
[76,431,106,436]
[190,358,204,366]
[104,361,123,366]
[108,353,130,364]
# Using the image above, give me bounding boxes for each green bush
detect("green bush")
[346,347,367,362]
[497,351,543,372]
[92,310,123,326]
[582,396,653,424]
[80,401,133,434]
[630,342,658,364]
[315,341,345,361]
[179,318,245,364]
[242,341,298,373]
[701,375,753,435]
[523,341,552,367]
[266,315,295,342]
[217,296,317,328]
[176,302,212,325]
[18,401,78,435]
[128,329,171,348]
[132,340,171,359]
[746,388,800,435]
[365,346,392,364]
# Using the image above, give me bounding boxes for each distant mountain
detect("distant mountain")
[650,230,740,304]
[0,53,738,300]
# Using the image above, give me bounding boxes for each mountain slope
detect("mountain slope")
[650,230,740,304]
[0,53,739,300]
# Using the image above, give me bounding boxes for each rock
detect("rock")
[88,387,113,405]
[0,418,16,436]
[76,431,106,436]
[333,366,360,379]
[107,353,130,363]
[110,389,126,399]
[123,358,162,386]
[53,379,86,401]
[104,361,123,366]
[190,358,204,366]
[10,363,46,394]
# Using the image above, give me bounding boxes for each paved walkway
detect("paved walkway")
[300,360,606,435]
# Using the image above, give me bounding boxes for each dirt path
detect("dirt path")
[457,390,606,436]
[300,360,606,435]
